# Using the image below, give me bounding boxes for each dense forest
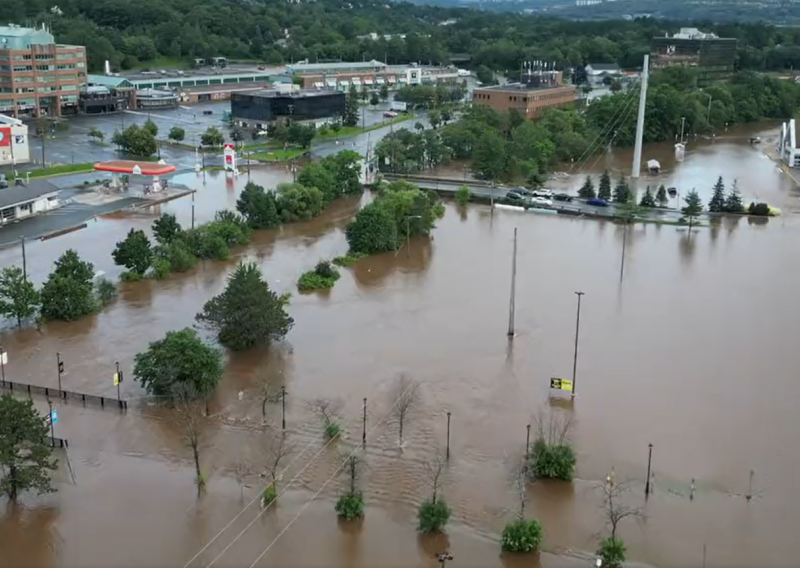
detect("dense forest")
[4,0,800,75]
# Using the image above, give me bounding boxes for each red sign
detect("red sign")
[0,126,10,147]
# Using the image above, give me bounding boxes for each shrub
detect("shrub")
[184,228,230,261]
[120,270,143,281]
[455,185,471,206]
[167,241,197,272]
[345,202,398,254]
[528,439,576,481]
[418,499,451,533]
[94,277,117,305]
[150,257,171,279]
[297,262,340,291]
[335,491,364,520]
[324,420,342,439]
[332,253,367,267]
[748,202,771,216]
[597,537,626,567]
[501,519,543,553]
[314,261,335,278]
[262,483,277,506]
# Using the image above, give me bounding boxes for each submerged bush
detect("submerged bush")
[297,261,340,291]
[332,252,367,267]
[335,491,364,520]
[528,438,576,481]
[418,499,451,533]
[94,277,117,305]
[501,519,543,553]
[597,537,626,567]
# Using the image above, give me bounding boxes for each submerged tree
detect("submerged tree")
[596,477,643,567]
[112,228,153,276]
[40,250,97,321]
[389,375,420,448]
[578,175,596,199]
[308,398,343,439]
[418,450,451,533]
[501,462,543,553]
[598,170,612,201]
[655,184,669,207]
[0,266,39,328]
[724,180,744,213]
[335,454,364,520]
[639,185,656,208]
[0,394,57,502]
[173,383,208,491]
[708,176,726,213]
[261,431,293,506]
[681,189,704,230]
[196,261,293,351]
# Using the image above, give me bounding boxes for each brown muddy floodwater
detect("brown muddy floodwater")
[2,129,800,568]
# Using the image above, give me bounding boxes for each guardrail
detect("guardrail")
[1,379,127,410]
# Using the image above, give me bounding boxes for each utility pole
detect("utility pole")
[40,128,46,167]
[281,386,286,431]
[362,398,367,448]
[571,291,584,398]
[645,443,653,496]
[507,228,518,338]
[47,399,55,445]
[56,352,63,394]
[446,411,451,460]
[20,236,26,280]
[0,344,6,385]
[525,424,531,459]
[620,223,628,281]
[115,361,122,402]
[191,192,195,230]
[630,54,650,188]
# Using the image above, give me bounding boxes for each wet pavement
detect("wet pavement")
[0,124,799,568]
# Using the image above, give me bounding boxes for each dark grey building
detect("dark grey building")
[231,88,345,126]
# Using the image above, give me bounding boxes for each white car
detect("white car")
[531,189,553,198]
[531,196,553,207]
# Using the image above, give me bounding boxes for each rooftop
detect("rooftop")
[286,60,388,72]
[477,81,573,92]
[0,24,55,49]
[587,63,621,71]
[241,88,343,99]
[0,179,58,210]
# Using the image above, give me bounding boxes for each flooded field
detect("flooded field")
[1,131,800,568]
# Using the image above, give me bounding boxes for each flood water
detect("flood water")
[2,126,800,568]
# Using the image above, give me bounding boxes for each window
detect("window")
[57,64,75,70]
[76,62,85,68]
[35,53,53,60]
[13,65,31,72]
[37,64,55,71]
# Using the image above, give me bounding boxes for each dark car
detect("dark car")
[587,197,608,207]
[509,187,531,197]
[554,193,572,202]
[505,191,524,201]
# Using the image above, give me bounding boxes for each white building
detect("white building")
[0,114,30,168]
[778,119,800,168]
[0,179,59,225]
[585,63,622,86]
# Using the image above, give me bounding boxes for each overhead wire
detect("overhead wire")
[585,87,641,173]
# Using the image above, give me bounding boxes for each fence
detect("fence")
[1,379,128,410]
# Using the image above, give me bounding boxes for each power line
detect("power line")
[585,90,640,173]
[242,380,419,568]
[183,381,383,568]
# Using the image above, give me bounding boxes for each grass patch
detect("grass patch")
[297,261,341,291]
[315,113,414,142]
[242,140,281,150]
[332,252,367,267]
[16,162,95,179]
[249,147,306,162]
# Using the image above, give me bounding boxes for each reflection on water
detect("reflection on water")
[1,136,800,567]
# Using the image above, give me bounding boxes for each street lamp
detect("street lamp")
[405,214,422,258]
[645,443,653,496]
[436,552,453,568]
[571,291,584,398]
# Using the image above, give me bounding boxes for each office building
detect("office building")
[0,24,86,117]
[231,86,346,128]
[651,28,737,84]
[471,67,576,118]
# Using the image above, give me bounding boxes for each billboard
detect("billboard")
[0,126,10,147]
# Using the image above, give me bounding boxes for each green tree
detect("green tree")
[134,327,222,396]
[320,150,362,196]
[152,213,182,244]
[502,519,543,553]
[201,126,225,147]
[287,123,316,148]
[275,183,325,222]
[682,189,704,229]
[724,182,744,213]
[656,184,669,207]
[598,170,612,201]
[342,90,360,127]
[297,162,337,202]
[598,537,626,568]
[379,83,389,101]
[345,202,399,254]
[476,64,494,85]
[612,175,630,204]
[708,176,726,212]
[87,127,104,143]
[0,395,57,503]
[455,185,471,205]
[168,126,185,142]
[335,455,364,520]
[112,229,153,276]
[472,130,507,181]
[0,266,39,328]
[370,92,380,106]
[578,176,596,199]
[639,186,656,208]
[429,109,442,129]
[115,124,157,156]
[236,182,280,228]
[196,261,294,350]
[40,250,97,321]
[417,452,450,533]
[143,117,158,137]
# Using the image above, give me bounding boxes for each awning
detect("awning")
[325,78,336,87]
[338,80,350,88]
[364,78,374,86]
[351,78,362,85]
[375,77,386,85]
[313,81,324,88]
[387,76,397,84]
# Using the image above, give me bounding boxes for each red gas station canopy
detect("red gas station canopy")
[93,160,176,175]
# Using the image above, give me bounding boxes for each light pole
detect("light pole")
[47,399,55,445]
[571,291,584,398]
[0,344,6,385]
[405,214,422,258]
[436,552,453,568]
[645,443,653,496]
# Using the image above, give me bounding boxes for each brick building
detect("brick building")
[471,71,576,118]
[0,24,86,118]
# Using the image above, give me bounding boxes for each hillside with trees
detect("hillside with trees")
[5,0,800,76]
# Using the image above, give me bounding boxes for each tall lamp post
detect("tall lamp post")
[571,291,584,398]
[645,443,654,496]
[436,552,454,568]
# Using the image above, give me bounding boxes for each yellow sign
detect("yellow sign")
[113,372,119,386]
[550,378,573,392]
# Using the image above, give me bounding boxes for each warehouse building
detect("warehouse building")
[230,86,345,128]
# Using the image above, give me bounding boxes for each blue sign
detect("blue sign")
[50,409,57,424]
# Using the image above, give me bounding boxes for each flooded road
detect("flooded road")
[1,131,800,568]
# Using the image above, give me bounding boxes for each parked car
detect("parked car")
[531,196,553,207]
[505,191,524,201]
[532,189,553,198]
[554,193,573,202]
[383,111,398,118]
[587,197,608,207]
[509,187,532,196]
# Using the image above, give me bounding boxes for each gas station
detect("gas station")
[93,160,177,194]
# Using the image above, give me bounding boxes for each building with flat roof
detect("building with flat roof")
[0,178,59,224]
[230,87,345,127]
[0,113,29,167]
[472,70,576,118]
[651,28,737,84]
[0,24,86,118]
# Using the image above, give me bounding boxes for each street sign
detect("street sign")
[550,378,573,392]
[113,372,120,386]
[0,351,7,365]
[50,409,58,423]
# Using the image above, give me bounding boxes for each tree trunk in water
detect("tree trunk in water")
[193,445,203,487]
[8,466,17,502]
[399,419,404,446]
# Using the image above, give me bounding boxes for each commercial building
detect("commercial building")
[230,86,345,128]
[778,119,800,168]
[585,63,621,86]
[651,28,737,84]
[471,69,576,118]
[0,179,59,225]
[0,113,29,167]
[0,24,86,117]
[288,60,462,91]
